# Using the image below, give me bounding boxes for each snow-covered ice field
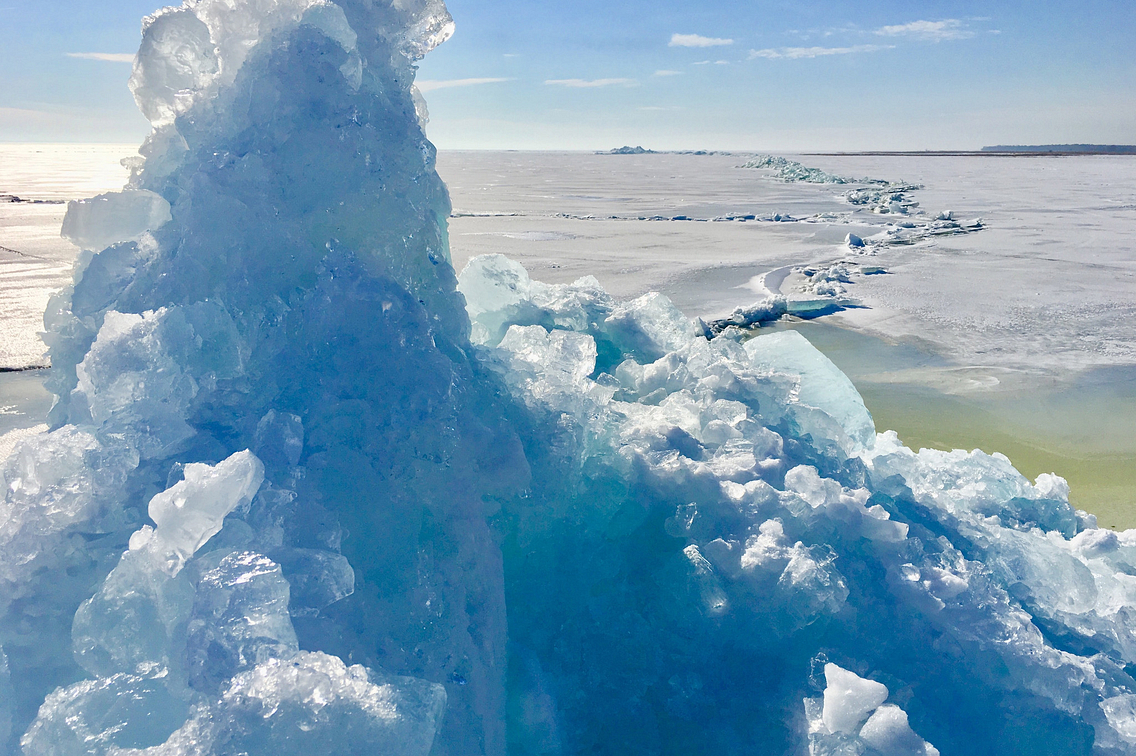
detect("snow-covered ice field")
[1,145,1134,523]
[441,149,1136,525]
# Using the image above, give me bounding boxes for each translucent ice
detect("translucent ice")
[22,653,445,756]
[860,706,939,756]
[61,190,172,252]
[744,330,876,454]
[5,0,1136,752]
[143,451,264,575]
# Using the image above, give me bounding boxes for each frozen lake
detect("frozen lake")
[1,145,1134,523]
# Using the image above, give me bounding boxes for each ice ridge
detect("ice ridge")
[730,156,984,324]
[741,155,866,185]
[2,0,1136,754]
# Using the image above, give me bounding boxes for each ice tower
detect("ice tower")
[3,0,520,753]
[3,0,1136,754]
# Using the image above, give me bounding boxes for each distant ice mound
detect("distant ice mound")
[741,155,861,184]
[3,1,1136,754]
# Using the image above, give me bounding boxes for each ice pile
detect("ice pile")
[3,0,471,752]
[3,0,1136,754]
[733,156,985,322]
[741,155,865,184]
[843,184,923,215]
[458,255,1136,754]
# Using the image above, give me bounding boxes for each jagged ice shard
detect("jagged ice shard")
[2,1,1136,755]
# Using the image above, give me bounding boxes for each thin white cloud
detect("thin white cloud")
[653,70,683,77]
[692,60,712,66]
[748,44,892,60]
[714,60,729,65]
[639,106,684,111]
[875,19,974,41]
[66,52,134,63]
[544,78,638,88]
[416,77,511,92]
[669,33,734,48]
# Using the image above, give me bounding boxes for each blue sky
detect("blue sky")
[1,0,1133,149]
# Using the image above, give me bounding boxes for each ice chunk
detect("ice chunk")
[1100,695,1136,747]
[213,652,445,755]
[145,652,446,756]
[63,303,245,455]
[71,451,264,677]
[61,190,171,251]
[496,325,598,414]
[744,330,876,454]
[0,426,138,589]
[807,667,939,756]
[253,410,305,469]
[821,663,889,734]
[859,705,939,756]
[785,465,908,542]
[146,451,265,576]
[73,310,199,458]
[459,254,618,349]
[70,543,196,678]
[23,654,445,756]
[184,551,299,693]
[603,291,697,359]
[269,547,355,613]
[21,665,190,756]
[129,8,219,127]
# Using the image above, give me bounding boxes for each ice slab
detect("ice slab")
[61,190,171,252]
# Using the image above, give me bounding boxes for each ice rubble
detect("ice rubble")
[2,0,1136,755]
[732,156,984,326]
[740,155,864,185]
[458,255,1136,754]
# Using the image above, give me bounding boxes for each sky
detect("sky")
[1,0,1133,150]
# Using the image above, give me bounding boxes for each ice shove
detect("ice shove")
[740,155,867,185]
[732,156,983,329]
[4,0,469,752]
[460,255,1136,754]
[704,294,858,335]
[3,0,1136,752]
